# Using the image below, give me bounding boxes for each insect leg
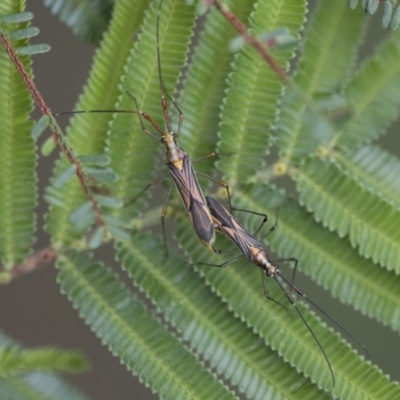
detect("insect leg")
[160,181,174,259]
[197,254,243,268]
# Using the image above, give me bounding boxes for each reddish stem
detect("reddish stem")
[0,32,103,226]
[211,0,287,83]
[10,248,57,278]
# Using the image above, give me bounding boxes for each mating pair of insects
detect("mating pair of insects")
[58,0,367,389]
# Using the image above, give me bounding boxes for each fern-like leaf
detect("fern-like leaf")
[334,25,400,149]
[46,0,149,246]
[217,0,307,186]
[0,331,89,400]
[0,347,87,376]
[117,232,330,400]
[177,0,255,180]
[57,251,237,400]
[276,0,366,162]
[0,2,37,267]
[43,0,114,44]
[296,157,400,273]
[336,145,400,210]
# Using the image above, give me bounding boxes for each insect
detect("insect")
[202,195,368,387]
[55,0,231,256]
[120,0,232,256]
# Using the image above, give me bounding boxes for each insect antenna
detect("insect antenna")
[277,270,369,358]
[54,109,139,117]
[155,0,184,137]
[272,274,336,388]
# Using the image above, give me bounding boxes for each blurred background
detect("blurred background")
[0,1,399,399]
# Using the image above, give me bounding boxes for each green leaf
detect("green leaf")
[117,232,330,400]
[177,0,255,181]
[390,5,400,29]
[382,0,393,28]
[8,27,39,40]
[16,44,51,55]
[68,202,95,231]
[0,373,89,400]
[94,195,123,209]
[56,251,238,400]
[102,214,130,229]
[0,11,33,24]
[43,0,114,44]
[276,0,367,162]
[0,331,89,400]
[106,225,130,241]
[53,165,76,189]
[336,145,400,210]
[46,0,149,247]
[31,115,49,141]
[295,157,400,273]
[87,227,104,249]
[217,0,307,186]
[0,0,37,267]
[0,348,88,377]
[334,25,400,148]
[83,166,117,183]
[40,136,56,156]
[77,154,110,166]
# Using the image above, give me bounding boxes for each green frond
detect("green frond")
[0,374,89,400]
[175,212,397,398]
[0,347,87,377]
[0,1,37,267]
[177,0,255,179]
[56,251,237,400]
[276,0,366,162]
[236,184,400,334]
[117,232,329,400]
[0,331,89,400]
[295,157,400,273]
[106,0,196,223]
[46,0,149,247]
[334,25,400,149]
[217,0,307,186]
[43,0,114,44]
[336,145,400,210]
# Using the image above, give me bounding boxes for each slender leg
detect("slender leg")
[261,271,289,312]
[124,173,170,207]
[196,171,232,211]
[160,182,174,259]
[126,91,164,140]
[275,257,298,286]
[233,207,269,236]
[197,254,243,268]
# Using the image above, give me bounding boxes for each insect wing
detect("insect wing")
[206,196,264,261]
[168,154,202,211]
[169,155,215,246]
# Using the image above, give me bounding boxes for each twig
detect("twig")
[0,32,104,226]
[210,0,287,83]
[10,248,57,278]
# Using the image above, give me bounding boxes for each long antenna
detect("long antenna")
[278,271,369,358]
[273,275,336,388]
[156,0,184,137]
